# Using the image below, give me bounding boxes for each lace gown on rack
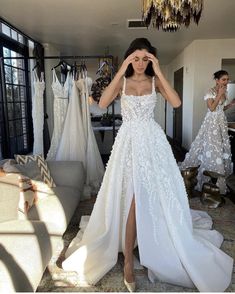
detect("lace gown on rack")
[76,77,104,198]
[32,70,45,156]
[179,88,233,194]
[46,69,70,160]
[62,78,233,292]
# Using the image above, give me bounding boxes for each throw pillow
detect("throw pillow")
[15,154,56,187]
[18,175,54,214]
[16,161,42,181]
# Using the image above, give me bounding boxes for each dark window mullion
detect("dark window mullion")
[1,25,33,157]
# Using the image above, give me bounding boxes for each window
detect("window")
[0,19,36,159]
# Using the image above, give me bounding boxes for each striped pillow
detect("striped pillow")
[14,154,56,188]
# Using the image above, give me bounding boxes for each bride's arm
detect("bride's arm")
[98,73,123,109]
[145,52,181,108]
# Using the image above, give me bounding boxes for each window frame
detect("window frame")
[0,20,36,158]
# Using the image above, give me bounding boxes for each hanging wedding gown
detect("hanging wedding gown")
[55,80,86,167]
[32,70,45,156]
[62,77,233,292]
[76,76,104,197]
[179,88,233,194]
[46,69,70,160]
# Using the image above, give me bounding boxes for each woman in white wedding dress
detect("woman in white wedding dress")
[62,38,233,292]
[179,70,235,194]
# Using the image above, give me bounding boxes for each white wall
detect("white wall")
[166,38,235,150]
[166,41,196,148]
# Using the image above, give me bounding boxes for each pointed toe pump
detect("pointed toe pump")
[124,278,136,292]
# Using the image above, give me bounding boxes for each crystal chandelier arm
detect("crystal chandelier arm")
[142,0,203,31]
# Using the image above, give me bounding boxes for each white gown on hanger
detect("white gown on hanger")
[55,80,86,166]
[46,69,70,160]
[32,70,45,156]
[179,88,233,194]
[76,77,104,198]
[62,77,233,292]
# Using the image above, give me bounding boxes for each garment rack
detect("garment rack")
[0,54,116,143]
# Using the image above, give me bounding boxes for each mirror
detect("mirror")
[222,59,235,122]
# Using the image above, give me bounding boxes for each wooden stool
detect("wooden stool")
[200,170,225,208]
[226,174,235,204]
[181,166,199,198]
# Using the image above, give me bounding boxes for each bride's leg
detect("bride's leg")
[124,196,136,282]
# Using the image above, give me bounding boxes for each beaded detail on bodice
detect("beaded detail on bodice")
[121,77,157,122]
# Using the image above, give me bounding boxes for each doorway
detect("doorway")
[173,67,183,146]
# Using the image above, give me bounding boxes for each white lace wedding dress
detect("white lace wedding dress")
[46,69,70,160]
[32,70,45,156]
[179,88,233,194]
[62,78,233,292]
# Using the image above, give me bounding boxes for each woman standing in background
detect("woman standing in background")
[180,70,235,194]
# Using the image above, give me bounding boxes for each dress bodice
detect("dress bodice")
[33,71,45,97]
[121,77,157,122]
[51,69,70,99]
[204,88,228,113]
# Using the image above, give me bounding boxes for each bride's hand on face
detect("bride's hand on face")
[217,85,227,97]
[118,52,137,76]
[145,52,161,75]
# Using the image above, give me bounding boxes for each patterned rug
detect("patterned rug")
[37,195,235,292]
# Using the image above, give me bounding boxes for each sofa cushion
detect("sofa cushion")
[47,161,85,192]
[0,220,62,292]
[2,159,20,173]
[18,175,37,213]
[0,175,20,223]
[15,154,56,187]
[18,175,54,214]
[27,186,81,234]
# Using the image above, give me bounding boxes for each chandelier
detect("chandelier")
[142,0,203,32]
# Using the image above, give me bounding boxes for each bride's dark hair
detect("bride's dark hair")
[213,70,228,80]
[124,38,157,78]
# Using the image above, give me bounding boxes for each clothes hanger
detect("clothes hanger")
[51,59,71,70]
[32,60,41,71]
[96,59,114,75]
[72,61,77,80]
[81,59,87,78]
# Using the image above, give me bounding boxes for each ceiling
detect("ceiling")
[1,0,235,64]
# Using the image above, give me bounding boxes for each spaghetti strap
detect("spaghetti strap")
[40,72,44,82]
[52,68,58,83]
[122,76,126,95]
[32,69,39,82]
[152,76,155,93]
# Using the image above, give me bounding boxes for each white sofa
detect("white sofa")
[0,161,85,292]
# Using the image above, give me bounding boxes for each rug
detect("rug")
[37,196,235,292]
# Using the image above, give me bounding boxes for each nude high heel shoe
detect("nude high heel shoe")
[124,278,136,292]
